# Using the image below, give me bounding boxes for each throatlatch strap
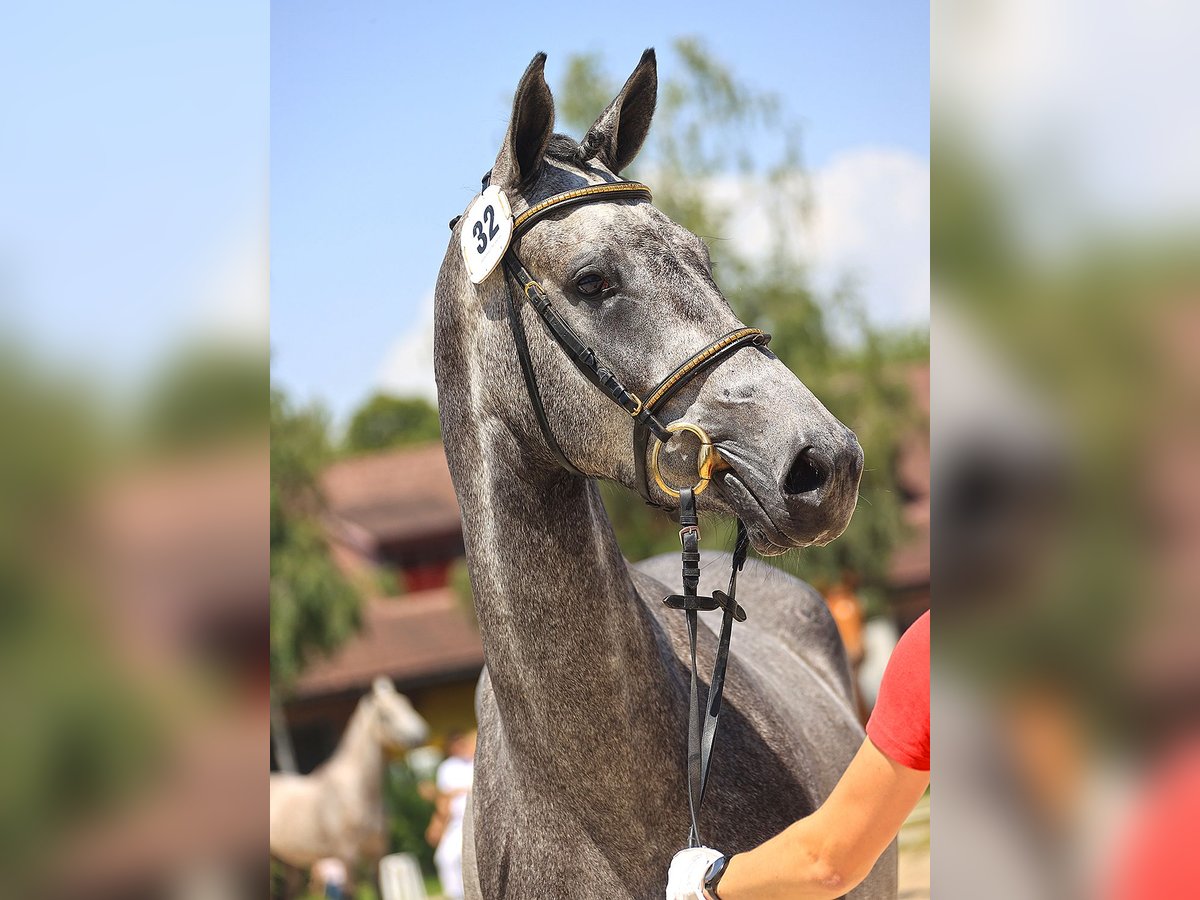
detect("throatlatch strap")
[503,254,671,446]
[502,260,585,477]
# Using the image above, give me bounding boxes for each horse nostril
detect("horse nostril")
[784,446,829,495]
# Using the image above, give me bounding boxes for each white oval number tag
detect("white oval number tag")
[460,185,513,284]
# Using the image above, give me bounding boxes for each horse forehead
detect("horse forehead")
[536,203,678,258]
[597,202,670,237]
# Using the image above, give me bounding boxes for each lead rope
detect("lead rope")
[663,489,748,847]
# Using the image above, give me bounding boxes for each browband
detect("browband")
[513,182,653,238]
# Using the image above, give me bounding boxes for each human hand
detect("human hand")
[666,846,724,899]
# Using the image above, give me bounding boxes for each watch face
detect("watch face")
[704,855,728,891]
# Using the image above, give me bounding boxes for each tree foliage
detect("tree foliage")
[385,761,437,876]
[564,40,926,608]
[141,344,267,453]
[270,388,363,691]
[344,392,441,455]
[0,350,161,883]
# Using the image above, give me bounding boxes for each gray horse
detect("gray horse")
[434,50,896,899]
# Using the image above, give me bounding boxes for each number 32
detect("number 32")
[473,204,500,254]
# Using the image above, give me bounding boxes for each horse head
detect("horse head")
[437,50,862,554]
[370,676,429,750]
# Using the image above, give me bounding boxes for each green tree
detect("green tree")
[270,388,363,692]
[343,392,441,455]
[563,40,924,609]
[0,349,160,887]
[385,761,437,876]
[140,344,267,453]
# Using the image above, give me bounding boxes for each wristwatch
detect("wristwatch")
[702,854,729,899]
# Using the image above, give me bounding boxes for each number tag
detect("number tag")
[460,185,513,284]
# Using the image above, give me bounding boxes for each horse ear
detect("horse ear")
[582,48,657,174]
[492,53,555,191]
[372,676,394,696]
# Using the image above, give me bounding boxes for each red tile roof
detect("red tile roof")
[294,589,483,697]
[321,442,462,545]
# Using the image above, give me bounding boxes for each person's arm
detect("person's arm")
[714,737,928,900]
[668,612,931,900]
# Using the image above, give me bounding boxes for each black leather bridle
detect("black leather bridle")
[455,177,772,848]
[500,180,772,504]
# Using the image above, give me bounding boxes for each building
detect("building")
[280,444,483,772]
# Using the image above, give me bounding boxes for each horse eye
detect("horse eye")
[575,271,608,297]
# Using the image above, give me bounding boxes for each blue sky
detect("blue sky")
[271,0,929,422]
[2,2,927,422]
[1,2,268,388]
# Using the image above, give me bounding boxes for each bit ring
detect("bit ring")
[650,421,720,498]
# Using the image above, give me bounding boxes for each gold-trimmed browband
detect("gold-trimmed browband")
[512,182,653,237]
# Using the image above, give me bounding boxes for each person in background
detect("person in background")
[309,857,347,900]
[667,610,930,900]
[433,730,476,900]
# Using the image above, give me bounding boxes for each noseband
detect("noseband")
[453,176,773,848]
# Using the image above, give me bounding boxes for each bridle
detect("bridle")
[501,180,772,504]
[454,176,773,848]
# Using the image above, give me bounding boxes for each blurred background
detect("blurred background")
[932,0,1200,897]
[1,1,930,898]
[7,0,1198,895]
[1,1,269,898]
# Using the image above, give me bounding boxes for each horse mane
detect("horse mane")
[545,132,594,168]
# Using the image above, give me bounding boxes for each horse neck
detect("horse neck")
[437,347,677,774]
[325,698,385,798]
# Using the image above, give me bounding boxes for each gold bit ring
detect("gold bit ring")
[650,421,721,498]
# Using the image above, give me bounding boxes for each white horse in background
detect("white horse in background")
[270,677,430,874]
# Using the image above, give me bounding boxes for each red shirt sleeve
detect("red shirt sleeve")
[866,610,930,771]
[1109,738,1200,900]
